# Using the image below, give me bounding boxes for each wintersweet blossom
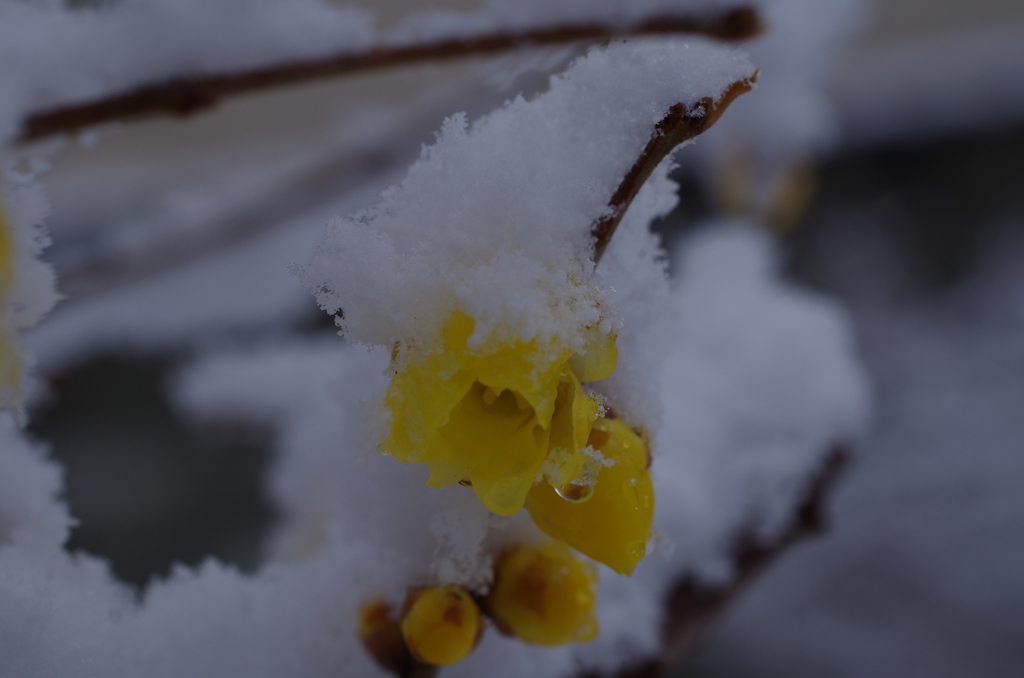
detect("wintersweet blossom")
[382,309,656,575]
[382,311,617,518]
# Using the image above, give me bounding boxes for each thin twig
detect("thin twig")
[591,73,757,263]
[655,446,849,668]
[17,8,762,143]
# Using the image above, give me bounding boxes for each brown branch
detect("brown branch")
[17,8,762,144]
[591,73,757,263]
[578,446,851,678]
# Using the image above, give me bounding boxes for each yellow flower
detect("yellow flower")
[486,541,598,646]
[400,585,483,666]
[382,312,616,517]
[525,417,655,575]
[382,310,655,575]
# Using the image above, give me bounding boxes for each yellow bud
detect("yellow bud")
[486,542,599,646]
[400,585,483,666]
[357,600,412,676]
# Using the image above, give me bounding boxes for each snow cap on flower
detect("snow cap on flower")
[300,39,752,577]
[301,38,755,361]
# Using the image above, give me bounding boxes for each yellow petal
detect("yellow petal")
[442,312,573,425]
[543,367,602,490]
[525,417,654,575]
[384,358,475,463]
[428,382,548,515]
[567,326,618,382]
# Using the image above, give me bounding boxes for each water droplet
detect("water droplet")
[554,481,594,503]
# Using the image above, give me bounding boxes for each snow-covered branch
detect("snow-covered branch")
[15,7,761,144]
[652,446,849,674]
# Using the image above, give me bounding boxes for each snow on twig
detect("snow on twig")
[16,8,762,143]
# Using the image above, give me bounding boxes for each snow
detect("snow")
[0,0,374,142]
[686,0,866,209]
[24,171,395,372]
[652,222,868,581]
[300,39,754,373]
[165,222,864,677]
[0,412,70,549]
[1,173,59,333]
[1,169,59,406]
[678,221,1024,678]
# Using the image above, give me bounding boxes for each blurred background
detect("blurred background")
[20,0,1024,675]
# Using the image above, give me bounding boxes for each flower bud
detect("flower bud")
[400,585,483,666]
[486,542,598,646]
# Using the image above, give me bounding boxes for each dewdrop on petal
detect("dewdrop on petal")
[486,542,599,646]
[525,417,655,575]
[400,585,483,666]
